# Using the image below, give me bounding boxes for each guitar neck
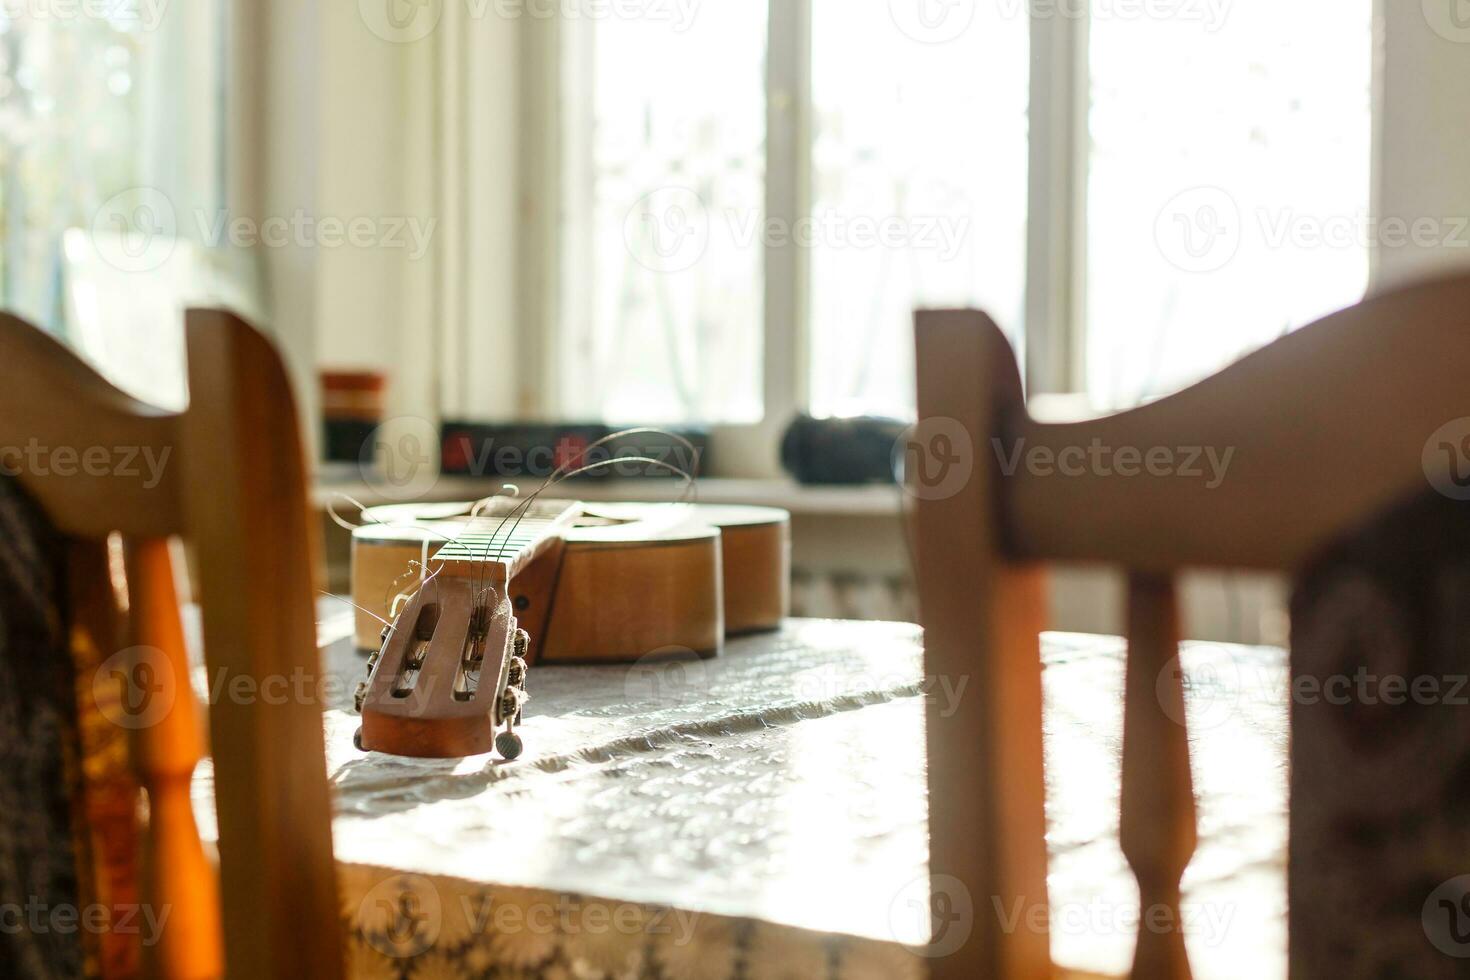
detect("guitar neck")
[429,498,581,584]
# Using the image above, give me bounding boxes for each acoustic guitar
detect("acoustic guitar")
[349,498,789,760]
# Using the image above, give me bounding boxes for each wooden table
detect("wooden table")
[193,616,1288,979]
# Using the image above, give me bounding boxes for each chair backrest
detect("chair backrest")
[0,309,342,979]
[910,273,1470,979]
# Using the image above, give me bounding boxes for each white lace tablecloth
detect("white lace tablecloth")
[194,616,1289,979]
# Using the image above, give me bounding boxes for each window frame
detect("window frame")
[519,0,1379,476]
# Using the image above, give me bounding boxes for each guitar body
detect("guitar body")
[350,501,790,664]
[351,499,789,758]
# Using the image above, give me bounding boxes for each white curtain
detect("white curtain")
[1,4,225,324]
[0,2,243,407]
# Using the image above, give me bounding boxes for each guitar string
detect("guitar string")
[469,442,700,602]
[420,438,699,676]
[468,454,698,611]
[323,429,700,644]
[471,427,700,580]
[332,434,701,735]
[461,427,700,605]
[323,491,481,632]
[321,492,467,637]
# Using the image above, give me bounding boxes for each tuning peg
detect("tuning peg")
[507,656,527,688]
[499,687,524,722]
[495,730,523,761]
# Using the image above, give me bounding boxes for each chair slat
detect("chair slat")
[913,310,1052,979]
[1120,573,1196,980]
[124,538,222,980]
[182,310,343,980]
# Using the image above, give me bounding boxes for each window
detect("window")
[808,0,1029,419]
[561,5,769,424]
[1087,0,1374,407]
[0,3,227,334]
[545,1,1374,438]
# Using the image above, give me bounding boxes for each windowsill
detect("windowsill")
[313,471,905,518]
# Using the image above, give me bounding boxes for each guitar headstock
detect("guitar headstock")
[352,498,581,759]
[355,574,527,758]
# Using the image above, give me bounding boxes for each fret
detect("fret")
[423,501,584,580]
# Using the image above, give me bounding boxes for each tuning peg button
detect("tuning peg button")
[495,731,523,761]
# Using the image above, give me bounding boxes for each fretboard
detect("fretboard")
[430,499,581,582]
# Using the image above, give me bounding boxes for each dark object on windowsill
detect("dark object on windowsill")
[439,422,709,481]
[780,413,907,485]
[320,370,387,463]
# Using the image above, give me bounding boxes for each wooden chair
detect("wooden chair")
[0,309,342,978]
[911,272,1470,979]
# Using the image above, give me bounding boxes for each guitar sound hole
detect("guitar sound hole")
[392,602,441,698]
